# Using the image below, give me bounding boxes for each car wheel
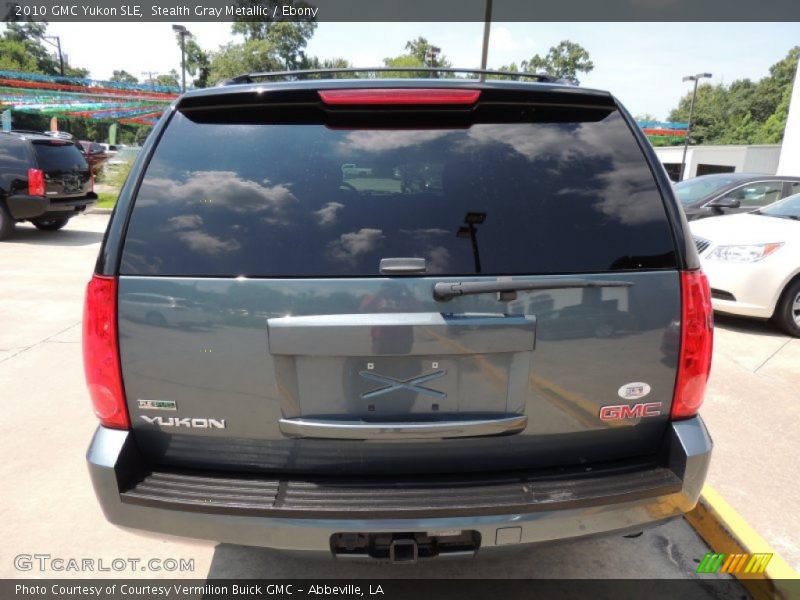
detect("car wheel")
[0,202,15,240]
[32,217,70,231]
[773,279,800,338]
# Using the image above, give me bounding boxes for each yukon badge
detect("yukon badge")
[140,415,226,429]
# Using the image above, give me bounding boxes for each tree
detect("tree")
[182,38,211,88]
[154,70,180,89]
[2,22,59,74]
[404,37,451,68]
[1,22,87,77]
[0,37,39,72]
[523,40,594,84]
[110,70,138,84]
[230,4,317,70]
[301,56,353,77]
[208,40,284,83]
[382,37,451,77]
[668,46,799,145]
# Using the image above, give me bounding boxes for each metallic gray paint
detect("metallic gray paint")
[118,271,681,475]
[86,417,712,551]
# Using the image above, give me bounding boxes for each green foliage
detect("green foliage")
[95,192,118,209]
[264,21,316,69]
[301,56,353,77]
[522,40,594,85]
[155,70,180,88]
[110,70,138,84]
[381,54,427,78]
[98,156,135,190]
[1,22,86,76]
[230,7,317,70]
[208,39,284,83]
[404,37,451,68]
[183,38,211,88]
[8,111,146,144]
[668,46,798,145]
[0,38,39,72]
[381,37,451,78]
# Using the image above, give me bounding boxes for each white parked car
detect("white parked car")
[690,193,800,336]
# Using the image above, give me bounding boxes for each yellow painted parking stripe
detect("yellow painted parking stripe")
[686,484,798,599]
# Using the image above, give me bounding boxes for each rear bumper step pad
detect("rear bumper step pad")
[120,465,682,520]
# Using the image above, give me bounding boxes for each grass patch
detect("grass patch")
[96,192,118,209]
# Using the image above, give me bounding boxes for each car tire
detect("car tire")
[0,202,15,241]
[773,279,800,338]
[32,217,70,231]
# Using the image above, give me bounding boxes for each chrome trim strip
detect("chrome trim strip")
[278,415,528,440]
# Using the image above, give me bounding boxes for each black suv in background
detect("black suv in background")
[0,131,97,240]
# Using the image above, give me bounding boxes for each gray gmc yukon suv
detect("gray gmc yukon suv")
[84,70,713,562]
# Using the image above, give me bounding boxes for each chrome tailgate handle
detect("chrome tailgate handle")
[278,415,528,440]
[380,257,427,274]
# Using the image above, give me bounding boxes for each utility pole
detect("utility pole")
[172,24,192,93]
[43,35,65,76]
[679,72,712,181]
[425,45,441,78]
[141,71,159,88]
[479,0,493,81]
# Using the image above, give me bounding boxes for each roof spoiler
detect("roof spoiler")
[219,67,569,86]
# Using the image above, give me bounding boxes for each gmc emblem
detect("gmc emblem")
[599,402,662,421]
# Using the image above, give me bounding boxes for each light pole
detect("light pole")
[43,35,64,76]
[457,212,486,274]
[141,71,159,89]
[172,24,192,92]
[679,72,712,181]
[479,0,493,81]
[425,45,441,78]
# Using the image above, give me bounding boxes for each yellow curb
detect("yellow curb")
[686,484,799,599]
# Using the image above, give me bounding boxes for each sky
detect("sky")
[41,21,800,120]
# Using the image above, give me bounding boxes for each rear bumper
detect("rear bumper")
[87,417,712,553]
[6,193,97,220]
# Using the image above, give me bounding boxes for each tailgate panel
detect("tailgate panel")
[119,271,680,475]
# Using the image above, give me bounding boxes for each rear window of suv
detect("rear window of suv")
[120,109,677,277]
[33,142,87,172]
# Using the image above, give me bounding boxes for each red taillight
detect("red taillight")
[83,275,129,429]
[28,168,45,196]
[671,271,714,420]
[318,88,481,106]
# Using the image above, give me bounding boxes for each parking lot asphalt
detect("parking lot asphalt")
[0,213,785,583]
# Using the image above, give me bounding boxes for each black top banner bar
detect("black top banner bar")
[3,0,800,22]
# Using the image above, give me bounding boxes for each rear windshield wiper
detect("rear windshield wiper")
[433,279,634,302]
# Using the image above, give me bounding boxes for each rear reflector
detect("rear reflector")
[83,275,129,429]
[671,271,714,420]
[28,168,45,196]
[318,89,481,106]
